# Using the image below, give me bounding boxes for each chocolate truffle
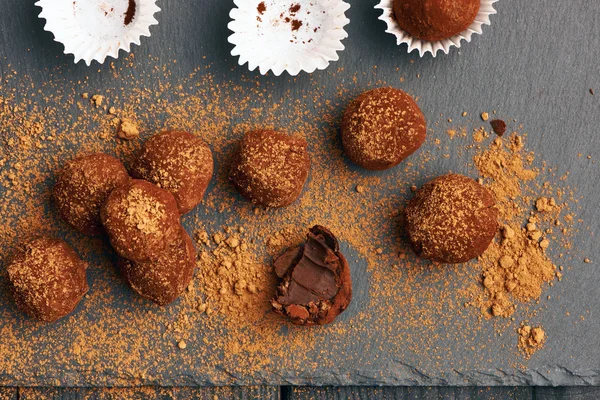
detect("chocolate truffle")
[405,174,498,264]
[53,153,130,235]
[101,179,181,262]
[272,225,352,325]
[229,130,310,207]
[341,87,426,171]
[118,228,196,305]
[7,236,88,322]
[132,131,214,215]
[393,0,480,41]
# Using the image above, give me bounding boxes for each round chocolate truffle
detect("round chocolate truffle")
[118,228,196,305]
[53,153,130,235]
[229,130,310,207]
[405,174,498,264]
[393,0,480,41]
[341,87,426,171]
[7,236,88,322]
[132,131,214,215]
[101,179,181,262]
[272,225,352,326]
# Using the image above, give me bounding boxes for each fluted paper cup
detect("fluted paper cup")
[228,0,350,76]
[36,0,160,65]
[375,0,497,57]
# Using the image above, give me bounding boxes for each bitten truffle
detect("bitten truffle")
[272,225,352,325]
[7,236,88,322]
[341,87,426,171]
[101,179,181,262]
[405,174,498,263]
[132,131,214,215]
[229,130,310,207]
[53,153,130,235]
[118,228,196,305]
[393,0,480,41]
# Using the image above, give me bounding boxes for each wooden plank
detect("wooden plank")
[535,387,600,400]
[174,386,280,399]
[18,386,279,400]
[19,387,175,399]
[0,388,17,400]
[286,386,533,399]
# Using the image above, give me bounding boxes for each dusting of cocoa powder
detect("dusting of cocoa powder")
[0,59,585,384]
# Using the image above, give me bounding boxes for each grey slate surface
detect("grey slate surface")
[0,0,598,388]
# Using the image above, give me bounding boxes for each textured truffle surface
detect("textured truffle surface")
[132,130,214,215]
[53,153,130,235]
[341,87,426,171]
[7,236,88,322]
[229,130,310,207]
[405,173,498,264]
[393,0,480,41]
[272,225,352,326]
[101,179,181,262]
[118,228,196,306]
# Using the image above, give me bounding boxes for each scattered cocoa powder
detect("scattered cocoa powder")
[0,58,585,384]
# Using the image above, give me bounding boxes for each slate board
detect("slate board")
[0,0,598,388]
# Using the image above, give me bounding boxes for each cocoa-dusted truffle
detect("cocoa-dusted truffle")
[7,236,88,322]
[393,0,480,41]
[341,87,426,171]
[229,130,310,207]
[101,179,181,262]
[118,228,196,305]
[405,174,498,264]
[272,225,352,325]
[132,131,214,215]
[53,153,129,235]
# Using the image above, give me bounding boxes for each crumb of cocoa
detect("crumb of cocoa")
[117,118,139,140]
[124,0,136,26]
[257,2,266,15]
[590,88,595,95]
[289,4,301,13]
[490,119,507,136]
[292,19,303,31]
[518,325,545,358]
[91,94,104,107]
[291,19,302,31]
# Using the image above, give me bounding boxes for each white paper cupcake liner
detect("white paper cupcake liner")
[375,0,497,57]
[36,0,160,65]
[228,0,350,76]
